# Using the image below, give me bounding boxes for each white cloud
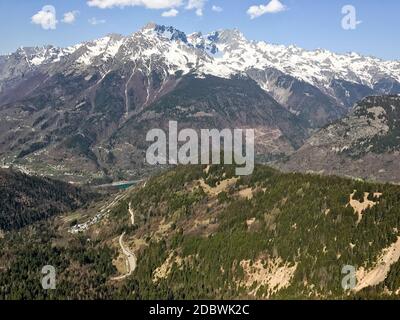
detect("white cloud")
[87,0,208,16]
[62,11,79,24]
[87,0,183,9]
[186,0,206,16]
[247,0,287,19]
[89,17,106,25]
[211,5,222,12]
[31,5,58,30]
[161,8,179,17]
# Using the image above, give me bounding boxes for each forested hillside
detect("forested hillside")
[1,164,400,299]
[0,169,97,231]
[111,165,400,299]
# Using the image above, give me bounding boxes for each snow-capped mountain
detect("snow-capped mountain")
[2,23,399,126]
[194,29,400,89]
[187,28,400,125]
[0,23,400,181]
[0,45,78,78]
[4,23,400,93]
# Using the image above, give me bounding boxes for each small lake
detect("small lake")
[93,180,143,190]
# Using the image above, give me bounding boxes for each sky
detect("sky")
[0,0,399,60]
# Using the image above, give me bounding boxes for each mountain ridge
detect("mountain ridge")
[3,164,400,299]
[281,95,400,183]
[2,23,400,129]
[3,23,400,96]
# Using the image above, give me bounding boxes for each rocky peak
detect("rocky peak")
[139,23,188,43]
[210,29,246,44]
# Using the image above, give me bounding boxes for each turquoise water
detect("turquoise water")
[117,182,137,190]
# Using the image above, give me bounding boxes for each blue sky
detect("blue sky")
[0,0,399,60]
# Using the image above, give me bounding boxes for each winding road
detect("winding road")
[129,201,135,226]
[111,232,137,281]
[111,183,146,281]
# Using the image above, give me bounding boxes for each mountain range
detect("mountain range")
[1,23,400,182]
[3,23,400,301]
